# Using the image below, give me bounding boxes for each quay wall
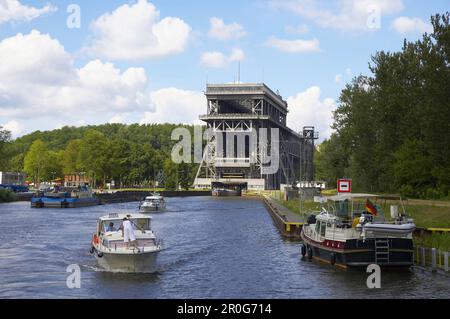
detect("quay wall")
[96,190,211,204]
[262,196,303,239]
[8,190,210,204]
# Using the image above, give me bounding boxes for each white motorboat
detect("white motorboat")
[139,193,166,212]
[90,213,162,272]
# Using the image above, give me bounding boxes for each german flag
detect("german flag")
[365,199,378,216]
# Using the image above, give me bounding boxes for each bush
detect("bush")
[0,189,17,203]
[399,185,415,198]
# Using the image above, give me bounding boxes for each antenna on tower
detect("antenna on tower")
[238,61,240,83]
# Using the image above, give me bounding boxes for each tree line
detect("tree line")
[0,123,199,190]
[315,13,450,199]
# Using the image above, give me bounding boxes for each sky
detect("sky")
[0,0,448,141]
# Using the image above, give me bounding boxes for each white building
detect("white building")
[0,172,27,185]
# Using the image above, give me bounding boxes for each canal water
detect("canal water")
[0,197,449,298]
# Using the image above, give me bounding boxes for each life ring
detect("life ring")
[330,252,336,265]
[300,244,306,257]
[93,234,100,245]
[307,246,313,260]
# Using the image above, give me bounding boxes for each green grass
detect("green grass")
[414,233,450,251]
[406,205,450,228]
[277,199,322,215]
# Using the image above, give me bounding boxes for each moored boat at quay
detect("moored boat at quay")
[211,188,242,196]
[300,193,416,269]
[31,186,100,208]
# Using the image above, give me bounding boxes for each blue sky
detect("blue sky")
[0,0,448,140]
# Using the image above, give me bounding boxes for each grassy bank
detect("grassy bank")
[0,189,17,203]
[414,233,450,251]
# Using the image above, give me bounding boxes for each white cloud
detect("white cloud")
[287,86,336,140]
[1,120,23,137]
[109,114,129,124]
[0,0,56,24]
[265,36,320,53]
[335,68,352,84]
[345,68,352,76]
[200,48,245,68]
[140,88,205,125]
[208,17,247,40]
[392,17,432,34]
[271,0,404,32]
[86,0,191,60]
[284,24,309,34]
[0,30,208,135]
[0,30,152,127]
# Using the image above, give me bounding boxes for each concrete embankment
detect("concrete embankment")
[262,195,304,239]
[96,190,210,204]
[8,190,210,204]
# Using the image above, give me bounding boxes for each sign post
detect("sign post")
[337,179,351,194]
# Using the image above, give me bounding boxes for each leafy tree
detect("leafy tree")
[0,127,11,171]
[163,159,178,190]
[62,139,82,175]
[318,12,450,198]
[24,140,50,187]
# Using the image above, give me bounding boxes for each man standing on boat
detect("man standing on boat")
[122,217,137,249]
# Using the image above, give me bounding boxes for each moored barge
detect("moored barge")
[300,193,415,269]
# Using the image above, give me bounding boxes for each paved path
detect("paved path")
[263,195,305,223]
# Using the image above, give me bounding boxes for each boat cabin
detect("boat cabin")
[94,213,157,251]
[97,213,152,235]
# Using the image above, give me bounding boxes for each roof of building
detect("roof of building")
[206,83,287,109]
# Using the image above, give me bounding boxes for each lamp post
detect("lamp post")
[286,140,304,215]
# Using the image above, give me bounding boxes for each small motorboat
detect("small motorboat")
[139,193,166,213]
[90,213,162,272]
[300,193,416,269]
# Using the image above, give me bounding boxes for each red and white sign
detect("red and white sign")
[337,179,351,193]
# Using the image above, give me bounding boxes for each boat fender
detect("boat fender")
[330,252,336,265]
[307,246,313,260]
[96,251,103,258]
[300,244,306,257]
[89,246,95,254]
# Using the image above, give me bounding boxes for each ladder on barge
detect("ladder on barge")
[375,239,390,264]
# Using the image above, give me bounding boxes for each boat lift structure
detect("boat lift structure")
[194,83,318,190]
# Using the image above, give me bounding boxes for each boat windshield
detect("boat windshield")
[327,198,385,220]
[101,218,151,233]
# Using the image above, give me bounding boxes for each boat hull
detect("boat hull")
[139,205,166,213]
[211,189,241,196]
[301,231,414,268]
[95,250,160,273]
[31,197,100,208]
